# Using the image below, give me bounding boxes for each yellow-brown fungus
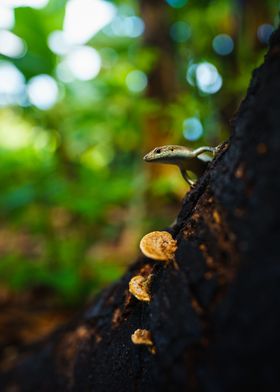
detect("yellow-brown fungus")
[129,275,152,302]
[131,329,153,346]
[140,231,177,261]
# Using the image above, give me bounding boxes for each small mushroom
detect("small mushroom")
[131,329,153,346]
[129,275,152,302]
[140,231,177,261]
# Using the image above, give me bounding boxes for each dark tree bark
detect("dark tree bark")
[1,26,280,392]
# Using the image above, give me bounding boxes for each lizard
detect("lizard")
[143,144,220,186]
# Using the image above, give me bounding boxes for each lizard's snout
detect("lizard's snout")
[143,153,150,161]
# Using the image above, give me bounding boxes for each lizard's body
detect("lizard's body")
[143,145,218,186]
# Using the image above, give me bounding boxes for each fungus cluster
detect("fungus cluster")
[129,231,177,353]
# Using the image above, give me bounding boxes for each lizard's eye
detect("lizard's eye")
[170,148,174,151]
[155,148,161,154]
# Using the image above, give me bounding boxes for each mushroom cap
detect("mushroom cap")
[131,329,153,346]
[129,275,151,302]
[139,231,177,261]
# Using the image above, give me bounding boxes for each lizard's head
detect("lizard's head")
[143,145,186,163]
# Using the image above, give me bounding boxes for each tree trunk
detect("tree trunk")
[1,26,280,392]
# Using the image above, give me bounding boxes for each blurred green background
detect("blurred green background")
[0,0,277,305]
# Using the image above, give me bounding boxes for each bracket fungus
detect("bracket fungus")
[139,231,177,261]
[131,329,156,354]
[129,275,152,302]
[131,329,153,345]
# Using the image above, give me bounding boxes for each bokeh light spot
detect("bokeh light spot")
[0,31,26,58]
[124,16,145,38]
[1,0,49,8]
[257,24,274,44]
[56,62,75,84]
[47,30,72,55]
[165,0,188,8]
[81,145,114,170]
[126,70,148,93]
[27,74,59,110]
[105,16,145,38]
[170,21,191,43]
[195,62,222,94]
[186,63,197,86]
[183,117,203,141]
[64,47,102,81]
[212,34,234,55]
[64,0,116,45]
[0,6,15,29]
[0,61,25,106]
[0,117,32,149]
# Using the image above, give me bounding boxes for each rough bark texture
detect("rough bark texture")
[1,28,280,392]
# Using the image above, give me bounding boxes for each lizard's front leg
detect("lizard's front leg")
[180,168,195,187]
